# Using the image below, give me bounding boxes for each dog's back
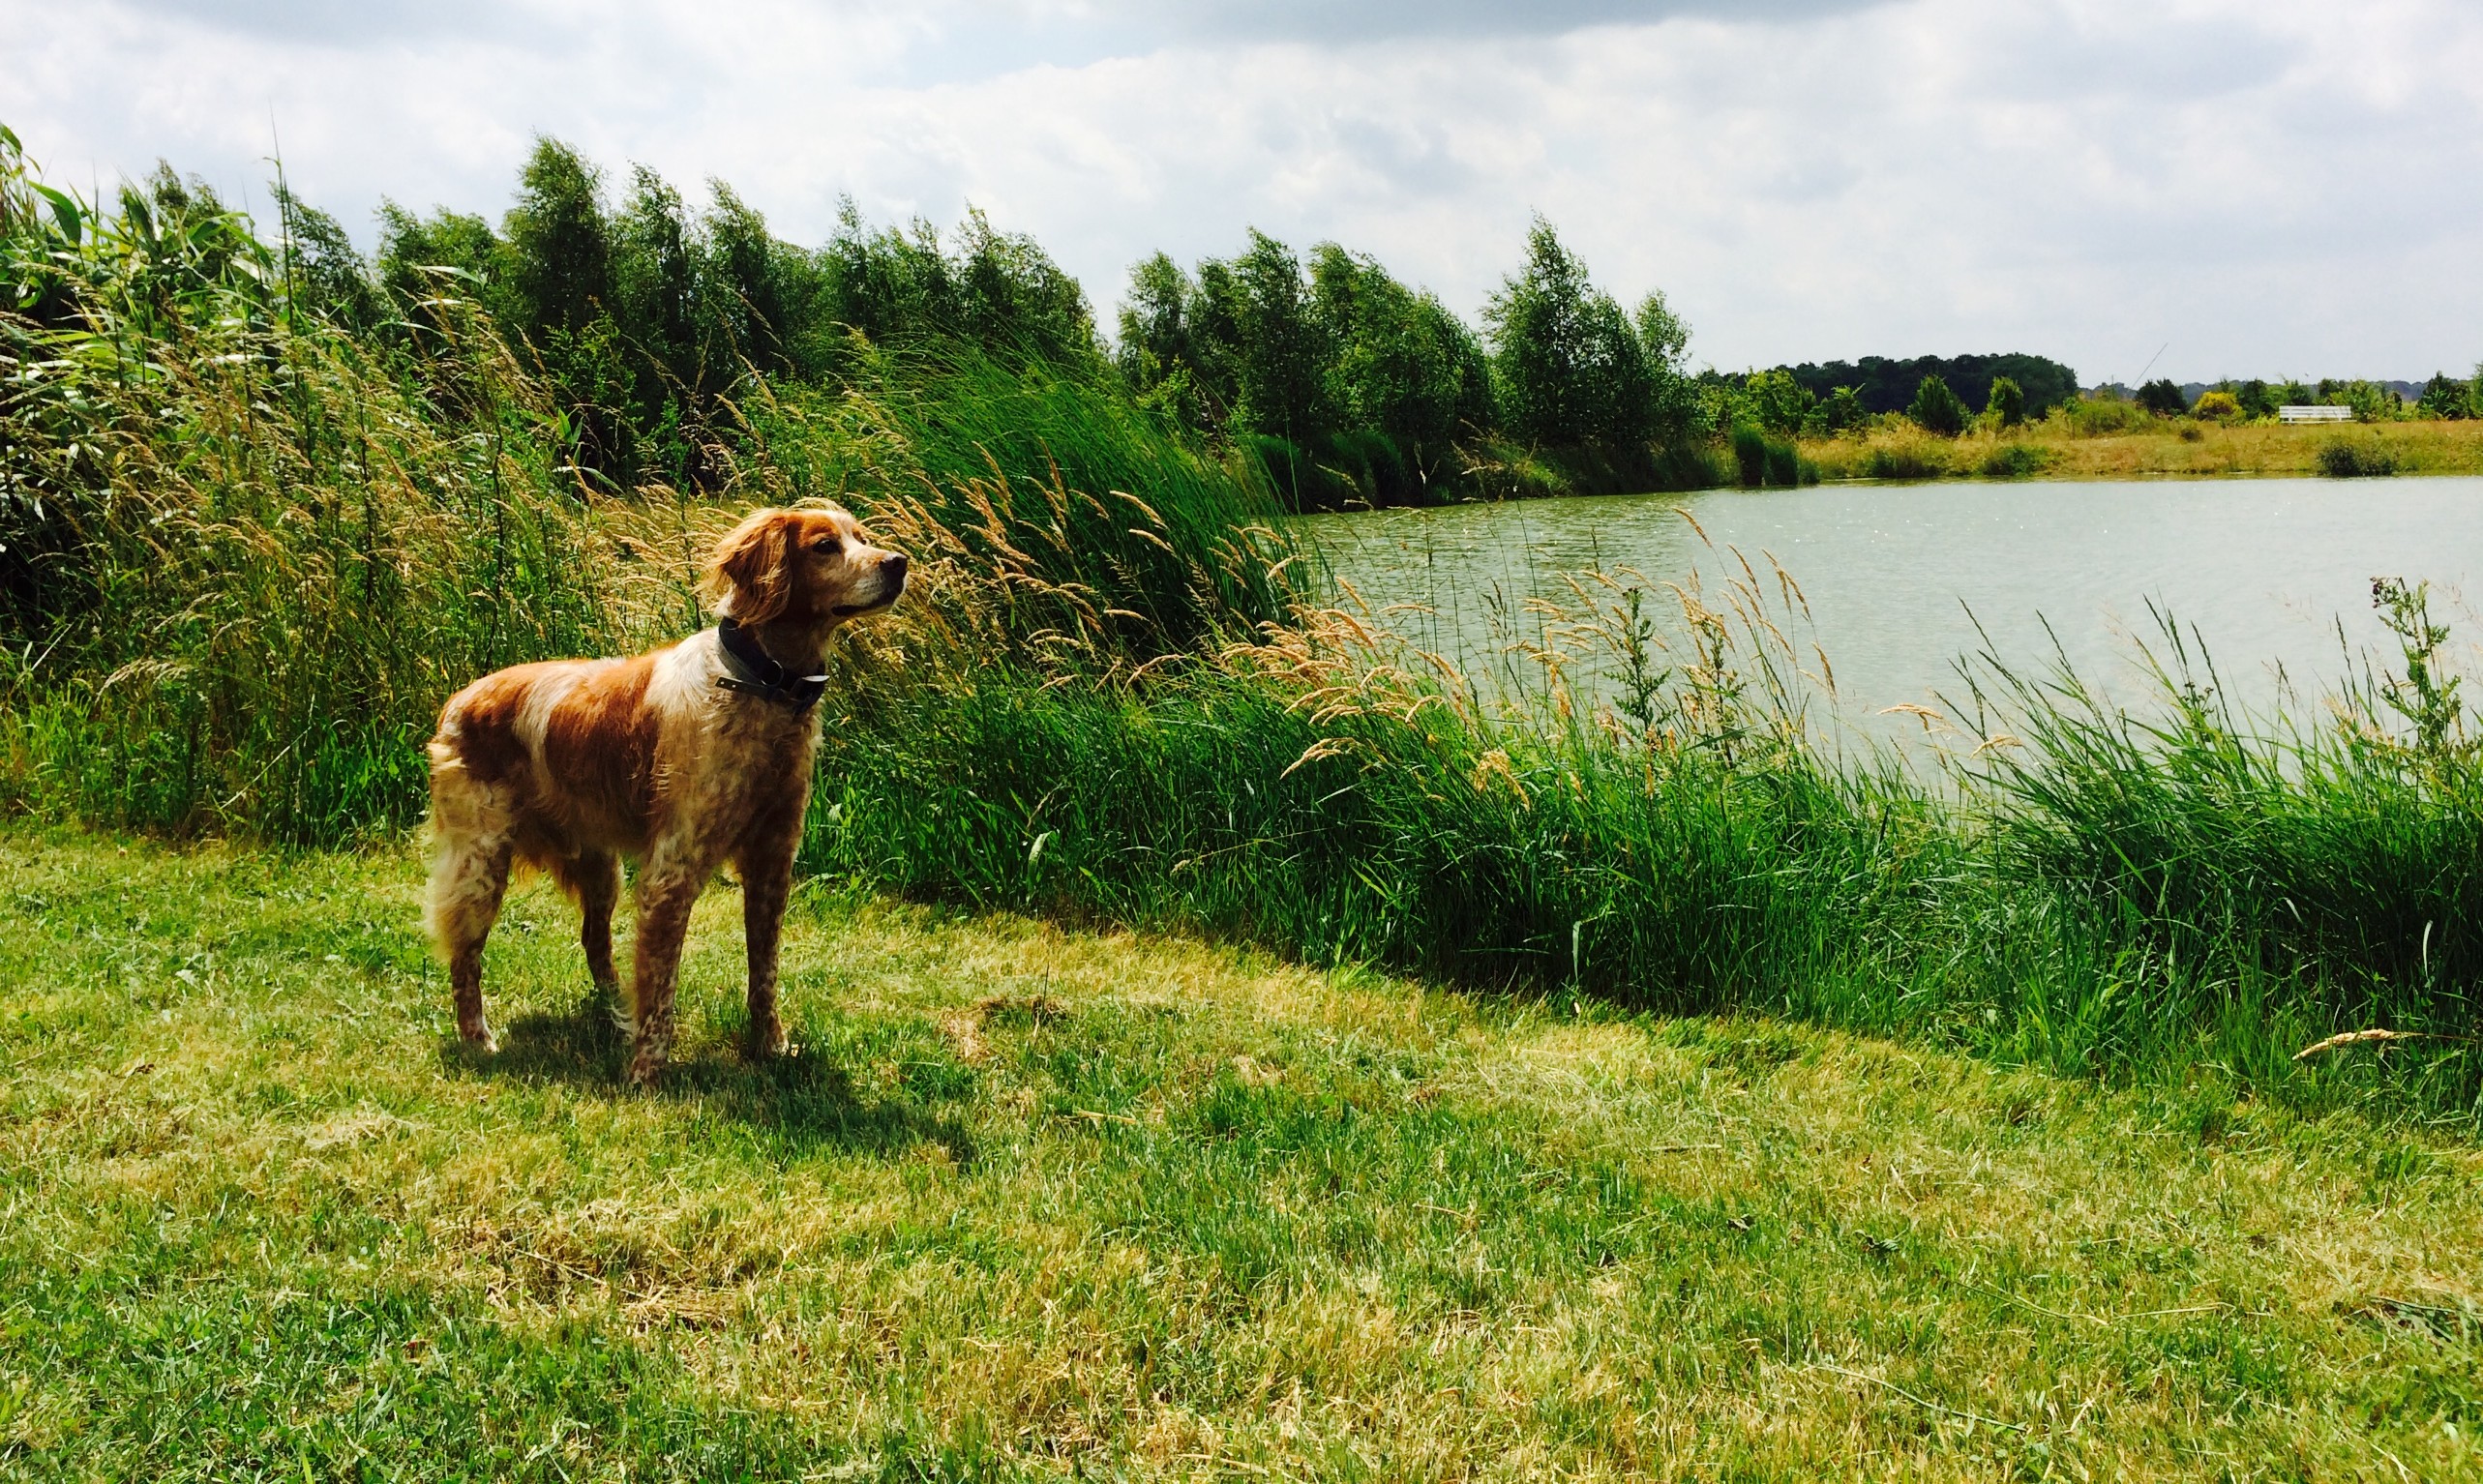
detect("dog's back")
[428,653,670,867]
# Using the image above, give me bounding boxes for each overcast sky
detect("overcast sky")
[6,0,2478,384]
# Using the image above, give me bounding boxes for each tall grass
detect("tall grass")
[0,219,677,838]
[4,147,2474,1117]
[803,530,2480,1115]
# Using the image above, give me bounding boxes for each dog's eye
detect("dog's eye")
[810,536,843,555]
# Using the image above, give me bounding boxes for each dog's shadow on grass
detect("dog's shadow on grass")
[443,997,977,1166]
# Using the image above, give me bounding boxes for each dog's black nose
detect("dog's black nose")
[884,553,909,582]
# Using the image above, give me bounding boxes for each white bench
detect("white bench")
[2279,405,2353,423]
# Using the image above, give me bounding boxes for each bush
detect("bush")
[2056,395,2151,436]
[2135,379,2188,417]
[1907,374,1968,436]
[1980,443,2053,479]
[2192,390,2241,420]
[2318,440,2400,478]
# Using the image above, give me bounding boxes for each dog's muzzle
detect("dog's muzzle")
[831,555,908,617]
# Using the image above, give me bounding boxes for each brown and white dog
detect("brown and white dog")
[422,505,907,1084]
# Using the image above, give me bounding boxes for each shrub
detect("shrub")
[2056,395,2150,436]
[2192,390,2241,420]
[1907,374,1968,436]
[1980,444,2053,479]
[1816,385,1867,434]
[2317,440,2400,478]
[2136,378,2188,417]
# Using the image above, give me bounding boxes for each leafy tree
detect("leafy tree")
[1115,252,1216,431]
[1633,290,1690,371]
[2273,379,2314,407]
[1310,242,1490,476]
[504,137,613,339]
[376,203,511,333]
[2417,371,2470,420]
[2192,389,2241,420]
[2135,378,2188,417]
[1985,374,2025,427]
[2233,379,2278,419]
[1745,369,1812,437]
[1220,231,1332,445]
[700,182,821,380]
[950,207,1098,369]
[1817,385,1867,434]
[612,167,699,372]
[1908,374,1969,435]
[1483,218,1660,448]
[272,185,378,331]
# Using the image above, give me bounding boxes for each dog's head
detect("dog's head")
[704,505,909,629]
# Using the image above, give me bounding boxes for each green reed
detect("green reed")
[4,150,2473,1118]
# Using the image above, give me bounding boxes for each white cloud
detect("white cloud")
[5,0,2478,381]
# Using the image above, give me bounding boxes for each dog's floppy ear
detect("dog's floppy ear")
[706,508,793,624]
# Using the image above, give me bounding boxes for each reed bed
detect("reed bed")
[3,173,2474,1120]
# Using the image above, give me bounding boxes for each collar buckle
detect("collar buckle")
[715,619,827,711]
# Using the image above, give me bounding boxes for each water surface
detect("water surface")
[1299,478,2483,746]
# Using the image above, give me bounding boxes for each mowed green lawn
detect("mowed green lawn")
[1,828,2477,1481]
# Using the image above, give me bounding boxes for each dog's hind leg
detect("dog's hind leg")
[425,828,513,1053]
[554,848,624,1010]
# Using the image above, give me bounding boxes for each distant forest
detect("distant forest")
[1778,354,2081,418]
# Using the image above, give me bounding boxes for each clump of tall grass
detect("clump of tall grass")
[0,288,673,840]
[1730,425,1814,487]
[807,472,2483,1113]
[733,343,1301,662]
[0,147,696,838]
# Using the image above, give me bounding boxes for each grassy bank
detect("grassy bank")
[5,828,2480,1479]
[1799,416,2483,483]
[6,140,2479,1134]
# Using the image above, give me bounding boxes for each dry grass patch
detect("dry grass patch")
[1803,416,2483,483]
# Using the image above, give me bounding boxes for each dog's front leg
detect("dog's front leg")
[736,824,799,1060]
[625,846,709,1086]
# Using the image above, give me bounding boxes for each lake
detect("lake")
[1298,477,2483,749]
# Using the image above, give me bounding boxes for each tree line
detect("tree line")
[28,132,2462,512]
[361,141,1726,505]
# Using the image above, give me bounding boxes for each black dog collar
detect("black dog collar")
[715,618,828,711]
